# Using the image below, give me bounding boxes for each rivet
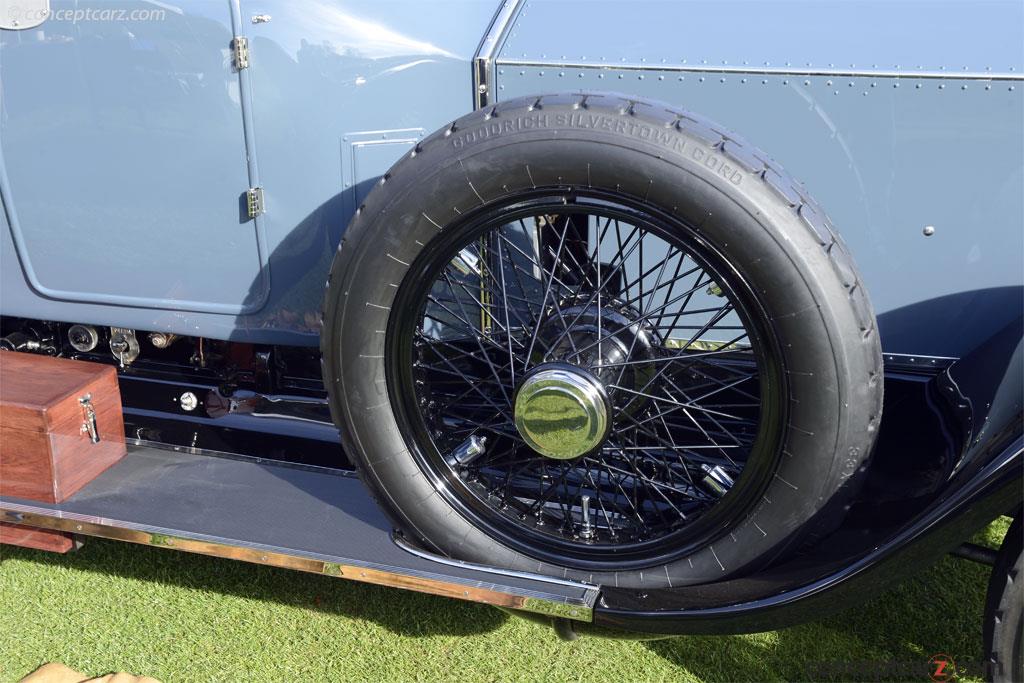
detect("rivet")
[938,84,945,89]
[803,79,811,85]
[923,225,936,237]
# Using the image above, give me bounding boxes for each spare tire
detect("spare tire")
[321,92,883,588]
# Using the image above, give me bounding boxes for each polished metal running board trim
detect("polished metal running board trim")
[0,500,597,622]
[392,533,596,592]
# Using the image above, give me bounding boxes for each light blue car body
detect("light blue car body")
[1,0,1021,363]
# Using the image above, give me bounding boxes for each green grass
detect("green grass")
[0,518,1010,683]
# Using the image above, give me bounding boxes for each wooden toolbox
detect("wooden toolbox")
[0,352,126,503]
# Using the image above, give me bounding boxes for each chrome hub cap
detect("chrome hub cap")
[513,365,610,460]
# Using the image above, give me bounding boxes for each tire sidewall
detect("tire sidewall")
[323,94,880,586]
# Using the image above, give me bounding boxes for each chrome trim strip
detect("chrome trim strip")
[393,533,599,594]
[0,499,595,622]
[495,59,1024,82]
[473,0,527,109]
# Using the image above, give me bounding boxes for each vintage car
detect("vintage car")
[0,0,1020,677]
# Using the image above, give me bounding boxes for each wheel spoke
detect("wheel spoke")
[402,200,773,556]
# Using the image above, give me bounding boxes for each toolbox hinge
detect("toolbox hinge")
[245,187,265,218]
[232,36,250,70]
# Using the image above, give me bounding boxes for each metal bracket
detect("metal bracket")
[78,394,100,444]
[232,36,250,70]
[472,0,525,109]
[246,187,265,218]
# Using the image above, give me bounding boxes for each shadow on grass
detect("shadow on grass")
[645,520,1010,682]
[0,538,508,638]
[1,518,1009,681]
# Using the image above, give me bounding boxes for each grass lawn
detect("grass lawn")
[0,517,1010,682]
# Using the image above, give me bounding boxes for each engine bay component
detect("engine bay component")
[67,324,100,353]
[148,332,179,349]
[178,392,199,412]
[0,331,42,352]
[0,326,57,354]
[109,328,140,366]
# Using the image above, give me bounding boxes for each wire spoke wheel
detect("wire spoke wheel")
[325,93,882,586]
[388,193,785,568]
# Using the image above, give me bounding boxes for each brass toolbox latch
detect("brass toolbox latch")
[78,393,100,444]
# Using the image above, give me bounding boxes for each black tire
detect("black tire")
[321,92,883,588]
[985,514,1023,683]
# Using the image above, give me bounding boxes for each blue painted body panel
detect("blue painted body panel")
[1,0,494,344]
[1,1,268,315]
[1,0,1021,357]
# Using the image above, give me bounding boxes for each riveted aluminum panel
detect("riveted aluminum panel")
[498,1,1023,77]
[493,66,1023,360]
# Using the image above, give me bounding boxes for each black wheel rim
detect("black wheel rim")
[387,190,786,570]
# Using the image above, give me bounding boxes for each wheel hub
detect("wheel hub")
[513,364,610,460]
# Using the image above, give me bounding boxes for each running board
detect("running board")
[0,443,598,623]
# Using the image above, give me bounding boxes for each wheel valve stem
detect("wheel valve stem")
[580,495,594,540]
[452,435,487,466]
